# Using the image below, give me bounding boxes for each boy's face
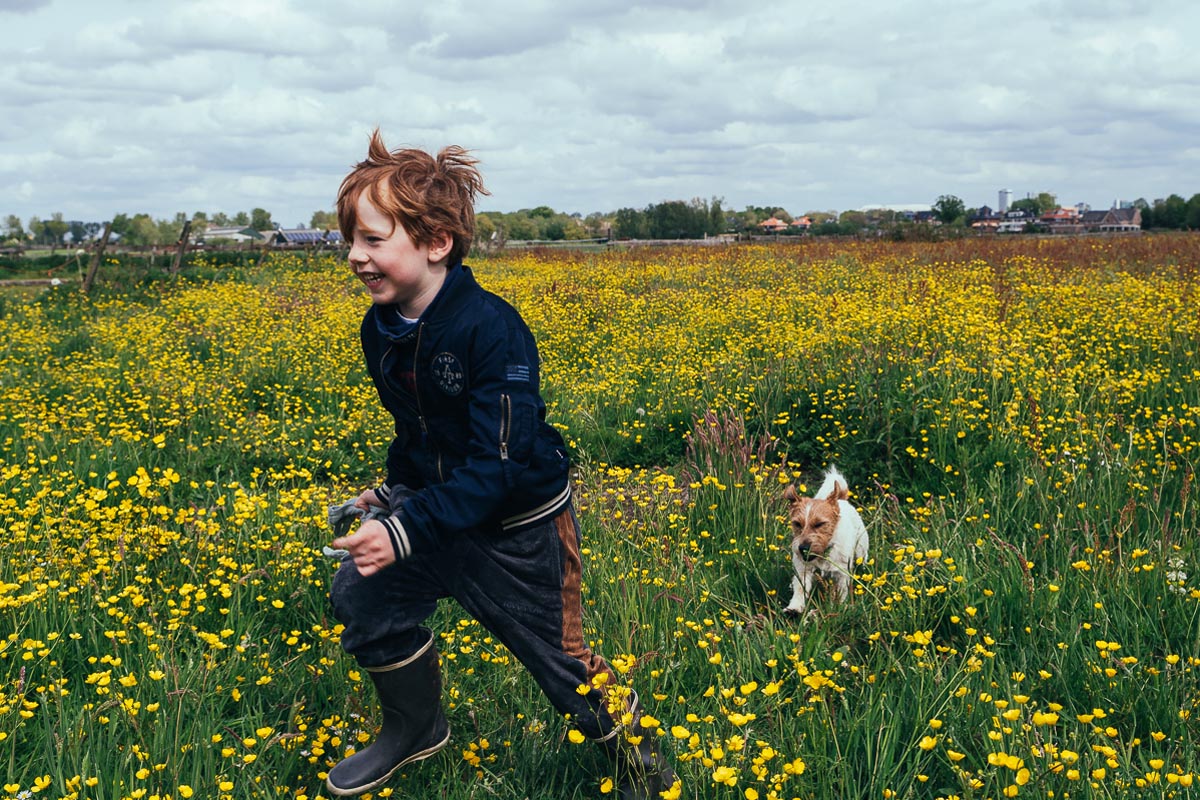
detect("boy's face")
[348,193,452,314]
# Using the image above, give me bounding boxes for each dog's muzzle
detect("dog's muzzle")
[796,543,817,562]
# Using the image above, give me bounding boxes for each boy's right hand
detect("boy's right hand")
[354,488,388,512]
[332,518,396,577]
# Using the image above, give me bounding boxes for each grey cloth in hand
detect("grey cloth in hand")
[323,497,389,558]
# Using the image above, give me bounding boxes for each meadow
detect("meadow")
[1,235,1198,800]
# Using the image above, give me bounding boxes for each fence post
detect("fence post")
[170,220,192,275]
[82,222,113,294]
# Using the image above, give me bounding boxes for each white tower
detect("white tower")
[999,189,1012,214]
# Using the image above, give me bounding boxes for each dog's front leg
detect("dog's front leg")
[832,571,852,605]
[785,570,812,615]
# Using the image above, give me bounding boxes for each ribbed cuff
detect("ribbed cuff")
[381,516,411,560]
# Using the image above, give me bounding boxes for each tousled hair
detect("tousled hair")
[337,129,489,264]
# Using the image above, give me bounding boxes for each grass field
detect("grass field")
[1,235,1198,799]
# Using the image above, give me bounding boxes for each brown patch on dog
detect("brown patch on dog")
[784,483,844,562]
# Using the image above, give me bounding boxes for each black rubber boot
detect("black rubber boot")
[326,629,451,796]
[596,690,679,800]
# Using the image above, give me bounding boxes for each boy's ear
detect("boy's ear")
[428,232,454,262]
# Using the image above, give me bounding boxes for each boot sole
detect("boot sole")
[325,728,452,796]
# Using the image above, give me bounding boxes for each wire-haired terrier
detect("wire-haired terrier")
[784,466,868,618]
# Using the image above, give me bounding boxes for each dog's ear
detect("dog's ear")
[831,483,849,502]
[784,484,800,504]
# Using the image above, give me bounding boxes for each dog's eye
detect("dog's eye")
[812,521,826,528]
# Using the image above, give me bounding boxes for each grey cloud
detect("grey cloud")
[0,0,49,12]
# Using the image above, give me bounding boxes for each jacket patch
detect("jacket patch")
[506,364,531,383]
[431,352,465,396]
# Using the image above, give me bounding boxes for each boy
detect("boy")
[325,129,678,799]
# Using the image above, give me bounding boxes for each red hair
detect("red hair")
[337,129,489,263]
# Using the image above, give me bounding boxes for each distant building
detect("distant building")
[998,189,1012,214]
[1040,207,1082,233]
[271,228,337,246]
[1080,207,1142,233]
[970,205,1000,231]
[758,217,787,232]
[201,226,263,244]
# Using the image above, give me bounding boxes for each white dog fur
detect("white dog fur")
[784,466,868,617]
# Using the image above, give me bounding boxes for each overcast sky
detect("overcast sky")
[3,0,1198,228]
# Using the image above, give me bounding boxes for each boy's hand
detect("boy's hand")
[332,519,396,577]
[354,488,387,512]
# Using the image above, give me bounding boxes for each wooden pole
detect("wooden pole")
[170,220,192,275]
[82,222,113,294]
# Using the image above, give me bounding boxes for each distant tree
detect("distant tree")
[838,210,869,232]
[583,212,610,238]
[250,208,274,231]
[310,210,337,230]
[932,195,966,225]
[1153,194,1188,229]
[121,213,160,247]
[611,207,647,239]
[1011,192,1057,215]
[474,213,497,245]
[26,216,43,245]
[505,214,538,241]
[67,220,88,244]
[4,214,26,241]
[211,212,232,227]
[648,201,695,239]
[191,211,209,231]
[528,205,555,219]
[1010,198,1039,215]
[1186,193,1200,229]
[42,212,70,250]
[156,212,188,244]
[109,213,132,240]
[233,211,250,226]
[735,207,762,232]
[708,196,725,235]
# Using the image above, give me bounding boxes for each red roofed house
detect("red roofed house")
[758,216,787,232]
[1040,207,1081,233]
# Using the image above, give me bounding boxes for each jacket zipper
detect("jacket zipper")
[499,393,511,462]
[381,325,444,482]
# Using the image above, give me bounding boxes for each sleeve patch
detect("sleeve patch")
[506,364,531,383]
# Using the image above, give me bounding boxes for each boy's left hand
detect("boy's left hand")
[332,519,396,577]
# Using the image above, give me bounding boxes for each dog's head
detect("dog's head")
[784,482,848,561]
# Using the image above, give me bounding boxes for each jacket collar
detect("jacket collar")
[373,261,477,342]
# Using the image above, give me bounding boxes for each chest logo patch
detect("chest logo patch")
[431,352,465,396]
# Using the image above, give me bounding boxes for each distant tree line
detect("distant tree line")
[475,206,602,243]
[5,188,1200,250]
[1137,194,1200,229]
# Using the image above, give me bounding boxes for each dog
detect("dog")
[783,466,868,617]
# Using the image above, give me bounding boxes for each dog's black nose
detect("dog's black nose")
[797,543,814,561]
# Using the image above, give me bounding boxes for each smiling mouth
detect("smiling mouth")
[359,272,384,287]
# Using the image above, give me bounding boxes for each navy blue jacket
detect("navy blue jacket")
[361,263,571,558]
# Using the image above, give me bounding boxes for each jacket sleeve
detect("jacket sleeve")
[387,313,547,553]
